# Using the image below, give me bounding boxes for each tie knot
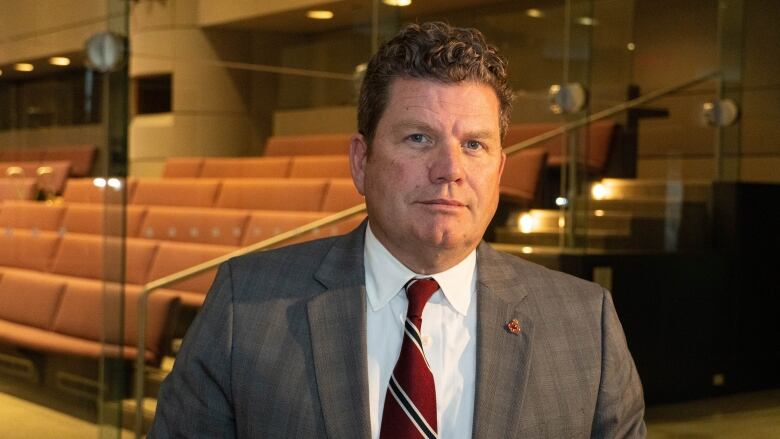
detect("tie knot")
[405,278,439,319]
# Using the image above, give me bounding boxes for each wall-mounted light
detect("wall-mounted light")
[0,69,3,76]
[383,0,412,6]
[49,56,71,66]
[306,10,334,19]
[575,16,599,26]
[14,63,34,72]
[626,42,636,51]
[526,8,544,18]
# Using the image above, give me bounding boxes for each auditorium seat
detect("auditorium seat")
[42,145,97,177]
[264,133,351,156]
[289,155,351,178]
[61,203,146,236]
[216,179,329,211]
[139,206,249,246]
[503,120,616,173]
[162,157,203,178]
[0,270,65,330]
[146,241,236,307]
[241,211,329,245]
[0,201,66,232]
[321,179,364,211]
[500,148,548,203]
[1,161,71,195]
[49,234,158,284]
[131,179,220,207]
[200,157,292,179]
[0,178,36,202]
[62,178,139,204]
[0,230,60,272]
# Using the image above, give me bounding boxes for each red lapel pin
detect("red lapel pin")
[505,319,521,335]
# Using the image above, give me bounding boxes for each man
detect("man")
[150,22,646,438]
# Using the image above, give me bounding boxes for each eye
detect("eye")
[464,140,484,150]
[408,133,429,143]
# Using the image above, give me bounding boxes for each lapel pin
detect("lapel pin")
[505,319,521,335]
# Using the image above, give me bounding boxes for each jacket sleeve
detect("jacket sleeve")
[591,289,647,438]
[148,261,237,439]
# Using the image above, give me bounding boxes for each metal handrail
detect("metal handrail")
[132,70,720,437]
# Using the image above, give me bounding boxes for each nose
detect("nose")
[429,140,465,184]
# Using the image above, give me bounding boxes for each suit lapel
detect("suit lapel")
[306,223,372,438]
[472,243,535,438]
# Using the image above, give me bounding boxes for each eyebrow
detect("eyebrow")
[390,120,498,140]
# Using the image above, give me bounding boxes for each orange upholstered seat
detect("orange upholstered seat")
[500,148,548,203]
[0,201,66,232]
[265,133,351,156]
[503,120,616,172]
[62,178,139,204]
[49,234,158,284]
[131,179,220,207]
[0,270,66,330]
[162,157,204,178]
[321,179,364,211]
[146,241,236,307]
[0,230,60,272]
[0,178,36,202]
[216,179,329,211]
[61,203,146,236]
[139,206,249,246]
[288,155,351,179]
[200,157,292,179]
[241,210,329,246]
[42,145,97,177]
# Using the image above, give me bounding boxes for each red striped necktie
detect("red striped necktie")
[379,277,439,439]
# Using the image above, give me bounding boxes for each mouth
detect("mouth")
[419,199,467,208]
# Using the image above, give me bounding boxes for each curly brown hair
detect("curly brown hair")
[358,21,513,148]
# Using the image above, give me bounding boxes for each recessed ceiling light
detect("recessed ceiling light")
[526,8,544,18]
[383,0,412,6]
[626,42,636,51]
[14,63,34,72]
[306,10,334,20]
[49,56,71,66]
[575,16,598,26]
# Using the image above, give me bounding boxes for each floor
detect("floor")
[0,389,778,438]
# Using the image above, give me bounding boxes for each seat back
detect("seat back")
[61,203,147,236]
[321,179,364,211]
[0,230,60,272]
[0,201,66,232]
[500,148,548,203]
[139,206,249,246]
[288,155,351,178]
[162,158,204,178]
[131,179,220,207]
[200,157,292,179]
[0,178,36,202]
[42,145,97,177]
[265,133,351,156]
[216,179,329,211]
[50,234,158,284]
[0,270,66,330]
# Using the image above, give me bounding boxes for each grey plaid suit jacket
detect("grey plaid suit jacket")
[149,222,646,438]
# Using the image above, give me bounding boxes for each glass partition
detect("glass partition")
[1,0,778,437]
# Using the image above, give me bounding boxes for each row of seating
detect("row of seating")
[0,200,365,247]
[2,160,71,195]
[0,268,178,366]
[62,177,364,211]
[0,229,229,308]
[0,144,96,177]
[164,155,351,179]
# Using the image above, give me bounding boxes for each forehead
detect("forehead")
[382,78,500,128]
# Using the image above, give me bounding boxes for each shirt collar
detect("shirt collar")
[364,222,476,316]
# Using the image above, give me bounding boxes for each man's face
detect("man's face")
[350,77,506,273]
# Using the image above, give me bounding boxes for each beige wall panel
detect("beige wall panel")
[638,157,715,181]
[198,0,326,27]
[0,124,104,148]
[130,0,198,32]
[0,0,105,40]
[637,92,717,157]
[741,89,780,155]
[740,156,780,183]
[130,113,251,159]
[174,62,250,113]
[129,159,166,178]
[130,29,175,76]
[0,22,104,64]
[273,106,356,136]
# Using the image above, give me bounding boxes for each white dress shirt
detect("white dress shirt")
[364,223,478,439]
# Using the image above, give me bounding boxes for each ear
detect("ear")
[349,133,369,196]
[498,151,507,180]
